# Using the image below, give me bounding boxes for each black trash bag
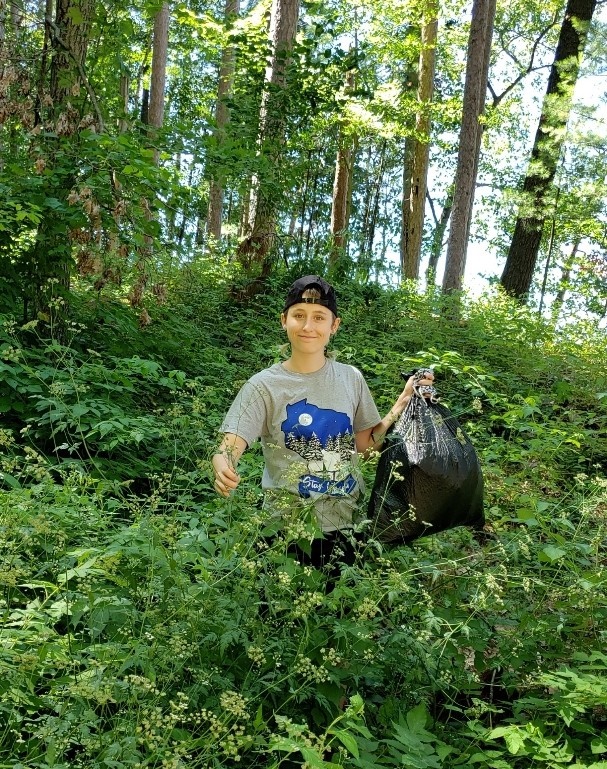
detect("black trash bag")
[368,369,484,544]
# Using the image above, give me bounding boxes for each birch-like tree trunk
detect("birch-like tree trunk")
[207,0,240,244]
[401,1,438,281]
[500,0,597,300]
[442,0,496,292]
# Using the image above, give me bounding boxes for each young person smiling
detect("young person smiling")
[212,275,433,570]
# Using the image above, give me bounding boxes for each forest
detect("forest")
[0,0,607,765]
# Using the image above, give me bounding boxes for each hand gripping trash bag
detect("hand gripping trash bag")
[368,370,484,544]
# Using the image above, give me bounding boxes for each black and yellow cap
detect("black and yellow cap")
[283,275,338,316]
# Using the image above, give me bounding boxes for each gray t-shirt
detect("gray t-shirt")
[220,359,381,531]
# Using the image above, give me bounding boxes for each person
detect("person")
[212,275,434,574]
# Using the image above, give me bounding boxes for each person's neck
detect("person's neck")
[283,353,327,374]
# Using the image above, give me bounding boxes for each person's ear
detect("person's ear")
[280,312,287,330]
[331,317,341,334]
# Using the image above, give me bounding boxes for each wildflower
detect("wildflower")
[292,590,324,618]
[1,345,22,362]
[246,646,267,666]
[219,690,249,720]
[355,597,380,621]
[293,654,329,683]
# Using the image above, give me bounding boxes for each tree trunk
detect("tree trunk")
[305,166,319,259]
[297,152,312,257]
[30,0,96,315]
[148,2,168,131]
[119,73,129,133]
[11,0,24,32]
[426,188,453,285]
[329,69,356,273]
[401,2,438,281]
[236,0,300,275]
[49,0,96,108]
[359,141,386,280]
[131,1,168,306]
[500,0,597,300]
[551,240,580,321]
[207,0,240,245]
[442,0,496,292]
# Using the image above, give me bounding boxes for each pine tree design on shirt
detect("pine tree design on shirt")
[281,399,357,498]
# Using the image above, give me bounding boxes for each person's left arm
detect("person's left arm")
[355,370,434,454]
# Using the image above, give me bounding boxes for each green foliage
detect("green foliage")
[1,281,607,767]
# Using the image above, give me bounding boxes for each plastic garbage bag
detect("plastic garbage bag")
[368,369,484,544]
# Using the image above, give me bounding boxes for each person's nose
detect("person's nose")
[302,316,314,330]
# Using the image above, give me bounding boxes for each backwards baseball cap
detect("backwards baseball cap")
[283,275,338,316]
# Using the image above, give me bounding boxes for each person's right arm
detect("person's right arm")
[212,433,248,497]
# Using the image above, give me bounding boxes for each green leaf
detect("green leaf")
[489,726,527,756]
[591,737,607,755]
[333,730,359,758]
[539,545,567,562]
[407,703,429,733]
[1,472,21,489]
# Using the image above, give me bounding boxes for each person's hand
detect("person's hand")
[212,453,241,497]
[393,369,435,416]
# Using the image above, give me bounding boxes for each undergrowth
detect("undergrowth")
[0,275,606,768]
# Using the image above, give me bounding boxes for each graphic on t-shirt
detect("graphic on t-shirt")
[281,399,357,498]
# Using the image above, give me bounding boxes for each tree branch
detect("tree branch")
[492,14,560,107]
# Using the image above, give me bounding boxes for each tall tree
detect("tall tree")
[329,69,356,274]
[500,0,598,300]
[237,0,300,276]
[147,3,169,136]
[442,0,496,292]
[27,0,97,315]
[130,2,168,308]
[207,0,240,245]
[401,0,438,281]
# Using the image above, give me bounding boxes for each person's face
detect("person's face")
[281,302,340,354]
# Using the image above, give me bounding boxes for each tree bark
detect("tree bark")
[329,69,357,273]
[148,2,169,131]
[442,0,496,292]
[28,0,96,321]
[49,0,96,108]
[359,141,386,280]
[207,0,240,245]
[426,188,453,285]
[237,0,300,274]
[401,2,438,281]
[500,0,597,300]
